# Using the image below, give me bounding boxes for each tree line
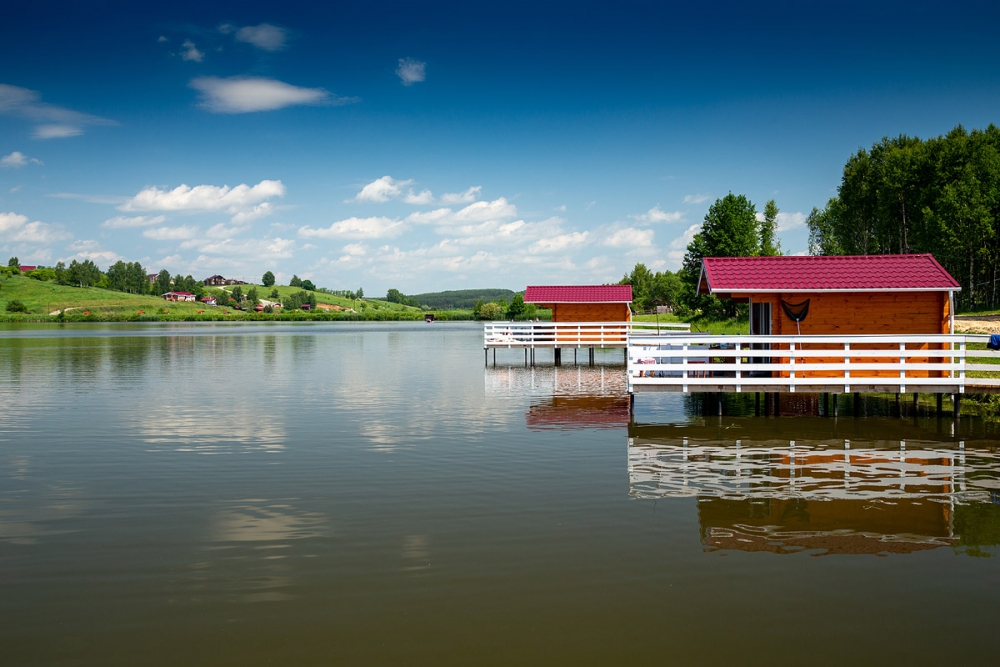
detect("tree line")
[807,124,1000,310]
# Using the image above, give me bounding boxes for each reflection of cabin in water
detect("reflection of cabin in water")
[526,395,630,430]
[624,429,1000,555]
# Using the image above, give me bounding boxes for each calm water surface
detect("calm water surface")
[1,322,998,665]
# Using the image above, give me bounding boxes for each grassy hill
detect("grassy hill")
[224,283,422,313]
[0,274,206,318]
[411,288,516,310]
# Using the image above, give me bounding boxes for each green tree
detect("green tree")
[262,271,275,287]
[231,285,244,304]
[246,287,259,306]
[681,193,761,316]
[5,299,28,313]
[7,257,20,270]
[478,301,505,320]
[290,275,302,287]
[356,287,364,299]
[760,199,781,256]
[154,269,172,295]
[386,288,406,304]
[67,259,103,288]
[269,288,280,299]
[507,293,526,319]
[472,299,484,319]
[300,279,316,291]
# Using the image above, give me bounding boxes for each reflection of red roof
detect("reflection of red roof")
[700,254,960,293]
[525,285,632,303]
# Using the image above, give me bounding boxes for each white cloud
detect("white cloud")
[190,77,353,113]
[402,189,434,205]
[439,186,481,205]
[180,40,204,62]
[102,215,167,229]
[1,151,42,168]
[396,58,426,86]
[0,210,70,243]
[633,205,684,224]
[143,225,199,241]
[230,202,275,224]
[299,216,406,240]
[604,227,654,248]
[66,240,121,264]
[683,193,710,204]
[235,24,288,51]
[554,204,567,212]
[351,175,413,203]
[453,197,516,223]
[756,210,806,231]
[341,242,368,256]
[528,231,590,254]
[120,179,285,222]
[0,83,115,138]
[34,125,83,139]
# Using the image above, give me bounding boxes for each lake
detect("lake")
[1,322,999,665]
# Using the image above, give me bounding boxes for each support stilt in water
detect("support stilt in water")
[755,392,760,417]
[895,393,901,418]
[554,348,561,366]
[823,392,829,417]
[589,348,595,366]
[485,349,488,367]
[629,393,635,415]
[493,348,496,366]
[936,393,943,416]
[717,392,723,416]
[913,392,919,415]
[623,348,628,364]
[524,348,528,366]
[954,393,961,419]
[833,393,839,417]
[854,392,860,417]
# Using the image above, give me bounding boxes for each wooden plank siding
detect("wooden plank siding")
[734,291,950,379]
[545,303,631,343]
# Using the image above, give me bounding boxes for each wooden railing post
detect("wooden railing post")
[899,341,906,393]
[735,342,742,393]
[844,342,851,393]
[789,342,796,392]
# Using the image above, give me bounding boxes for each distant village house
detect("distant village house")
[203,274,246,286]
[162,291,196,302]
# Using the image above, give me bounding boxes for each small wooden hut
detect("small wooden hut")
[697,254,959,335]
[697,254,961,380]
[524,285,633,323]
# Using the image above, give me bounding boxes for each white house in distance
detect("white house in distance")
[162,291,196,302]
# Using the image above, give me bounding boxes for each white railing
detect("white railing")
[628,334,1000,393]
[484,320,690,348]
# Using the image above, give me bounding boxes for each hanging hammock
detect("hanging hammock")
[781,299,810,335]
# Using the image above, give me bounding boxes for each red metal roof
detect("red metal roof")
[524,285,633,303]
[700,254,960,293]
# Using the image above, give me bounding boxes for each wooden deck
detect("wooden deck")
[627,333,1000,395]
[484,321,690,349]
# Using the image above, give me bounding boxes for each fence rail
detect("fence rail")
[627,333,1000,394]
[485,321,690,349]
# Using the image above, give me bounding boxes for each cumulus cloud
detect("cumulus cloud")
[66,240,122,264]
[350,175,472,206]
[756,210,806,231]
[351,175,414,203]
[0,83,115,138]
[299,216,406,240]
[528,231,589,254]
[0,151,42,168]
[234,24,288,51]
[439,186,481,205]
[102,215,167,229]
[180,40,204,62]
[604,227,654,248]
[632,205,684,224]
[683,193,710,204]
[120,179,285,222]
[0,211,71,243]
[396,58,426,85]
[143,225,199,241]
[190,76,354,113]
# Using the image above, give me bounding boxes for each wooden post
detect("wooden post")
[589,348,595,366]
[895,393,901,418]
[774,393,780,417]
[554,348,561,366]
[833,393,839,417]
[823,392,829,416]
[854,392,860,417]
[755,392,760,417]
[574,348,577,365]
[912,392,919,414]
[954,393,961,419]
[936,393,943,416]
[717,392,723,416]
[629,393,635,415]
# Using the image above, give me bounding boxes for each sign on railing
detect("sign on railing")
[484,321,690,348]
[627,334,1000,393]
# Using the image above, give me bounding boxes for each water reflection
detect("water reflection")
[485,364,626,398]
[526,395,630,430]
[629,423,1000,556]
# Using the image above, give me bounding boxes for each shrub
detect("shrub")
[5,299,28,313]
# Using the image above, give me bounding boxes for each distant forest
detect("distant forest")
[408,289,516,310]
[807,124,1000,311]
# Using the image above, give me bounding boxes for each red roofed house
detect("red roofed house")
[697,254,961,379]
[19,265,37,273]
[525,285,633,345]
[524,285,633,323]
[162,291,196,302]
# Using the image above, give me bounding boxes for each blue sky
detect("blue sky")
[2,0,999,294]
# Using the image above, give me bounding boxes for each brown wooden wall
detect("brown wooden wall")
[735,291,951,379]
[550,303,631,323]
